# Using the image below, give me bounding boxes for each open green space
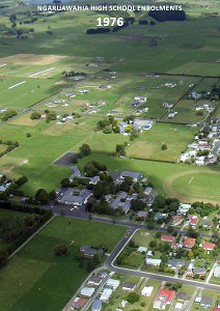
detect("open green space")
[0,77,61,110]
[0,216,127,311]
[126,123,197,162]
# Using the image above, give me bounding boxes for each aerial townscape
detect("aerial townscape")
[0,0,220,310]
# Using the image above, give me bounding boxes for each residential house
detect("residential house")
[174,302,184,310]
[122,282,136,292]
[172,216,184,226]
[146,258,161,266]
[106,279,120,290]
[168,259,185,271]
[134,96,147,103]
[87,276,102,287]
[176,292,190,302]
[100,288,113,302]
[200,220,213,228]
[153,289,175,310]
[119,121,129,134]
[202,242,216,251]
[80,287,95,298]
[92,299,102,311]
[200,297,212,308]
[193,267,206,277]
[138,246,148,253]
[74,297,87,309]
[89,176,100,185]
[178,203,191,215]
[141,286,154,297]
[171,242,183,250]
[161,235,175,243]
[110,192,127,210]
[80,245,104,259]
[184,237,196,249]
[120,171,142,182]
[213,264,220,277]
[137,211,148,220]
[188,215,198,227]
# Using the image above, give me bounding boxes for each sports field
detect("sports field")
[0,217,127,311]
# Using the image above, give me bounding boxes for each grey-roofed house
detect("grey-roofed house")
[120,171,142,182]
[200,296,212,308]
[89,176,100,185]
[193,267,206,276]
[119,121,129,134]
[176,292,190,301]
[58,188,92,206]
[137,211,148,220]
[168,259,185,271]
[122,282,136,291]
[118,200,131,214]
[110,191,127,210]
[92,299,102,311]
[80,245,104,259]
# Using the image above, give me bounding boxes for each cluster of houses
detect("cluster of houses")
[179,121,220,165]
[57,167,155,214]
[69,270,220,311]
[138,232,216,277]
[119,118,154,134]
[67,271,109,311]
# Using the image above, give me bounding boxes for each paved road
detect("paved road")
[46,203,214,238]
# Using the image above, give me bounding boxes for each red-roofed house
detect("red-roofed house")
[153,289,175,310]
[184,237,196,249]
[213,308,220,311]
[161,235,175,243]
[203,242,216,251]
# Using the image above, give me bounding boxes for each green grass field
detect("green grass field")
[126,123,197,161]
[0,216,127,311]
[0,77,60,110]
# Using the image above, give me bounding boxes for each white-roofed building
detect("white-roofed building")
[106,279,120,290]
[141,286,154,296]
[100,288,113,302]
[138,246,148,253]
[80,287,95,298]
[145,258,161,266]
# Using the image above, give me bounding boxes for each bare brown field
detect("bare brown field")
[0,54,67,65]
